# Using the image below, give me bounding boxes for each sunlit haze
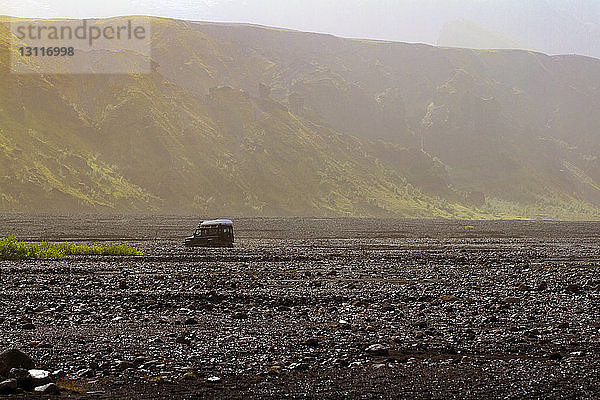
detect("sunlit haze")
[2,0,600,58]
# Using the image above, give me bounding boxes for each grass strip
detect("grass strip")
[0,237,142,260]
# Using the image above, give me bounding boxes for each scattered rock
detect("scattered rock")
[518,283,531,291]
[133,357,149,367]
[266,365,281,375]
[549,352,563,361]
[182,371,197,381]
[0,349,35,376]
[52,370,66,379]
[302,338,319,347]
[176,336,191,345]
[502,297,520,304]
[0,378,17,393]
[9,368,32,389]
[34,382,60,394]
[365,344,390,356]
[288,362,309,371]
[184,318,198,325]
[565,284,581,294]
[20,322,36,330]
[232,312,248,319]
[117,361,135,371]
[29,369,51,386]
[76,368,95,378]
[439,296,458,302]
[338,319,351,329]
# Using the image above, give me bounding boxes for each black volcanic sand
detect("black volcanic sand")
[0,215,600,399]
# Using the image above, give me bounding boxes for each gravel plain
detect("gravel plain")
[0,215,599,399]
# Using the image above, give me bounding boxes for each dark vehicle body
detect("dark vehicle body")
[185,219,234,248]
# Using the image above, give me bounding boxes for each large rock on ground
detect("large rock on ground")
[29,369,51,386]
[8,368,32,389]
[0,349,34,376]
[0,378,17,394]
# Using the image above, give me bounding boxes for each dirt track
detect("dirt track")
[1,215,599,399]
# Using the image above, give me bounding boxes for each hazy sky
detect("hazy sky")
[2,0,599,57]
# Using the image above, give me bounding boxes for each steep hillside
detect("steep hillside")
[1,16,600,219]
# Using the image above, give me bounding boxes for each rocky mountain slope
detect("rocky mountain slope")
[2,16,600,219]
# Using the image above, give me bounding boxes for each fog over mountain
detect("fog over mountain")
[2,0,600,58]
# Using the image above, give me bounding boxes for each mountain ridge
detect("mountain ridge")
[2,16,600,219]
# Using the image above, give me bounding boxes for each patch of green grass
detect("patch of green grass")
[0,237,142,260]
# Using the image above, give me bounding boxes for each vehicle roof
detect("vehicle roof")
[200,219,234,226]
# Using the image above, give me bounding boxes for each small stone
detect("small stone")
[176,336,191,345]
[303,338,319,347]
[232,312,248,319]
[338,319,351,329]
[182,371,197,381]
[502,297,520,304]
[0,349,35,376]
[391,336,403,344]
[184,318,198,325]
[267,365,281,375]
[118,280,128,290]
[133,357,149,367]
[20,323,36,330]
[34,382,60,394]
[518,283,531,291]
[52,370,66,379]
[365,344,390,356]
[116,361,135,371]
[335,358,349,367]
[565,284,581,294]
[0,378,17,393]
[537,281,548,291]
[77,368,95,378]
[526,329,540,338]
[549,352,563,361]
